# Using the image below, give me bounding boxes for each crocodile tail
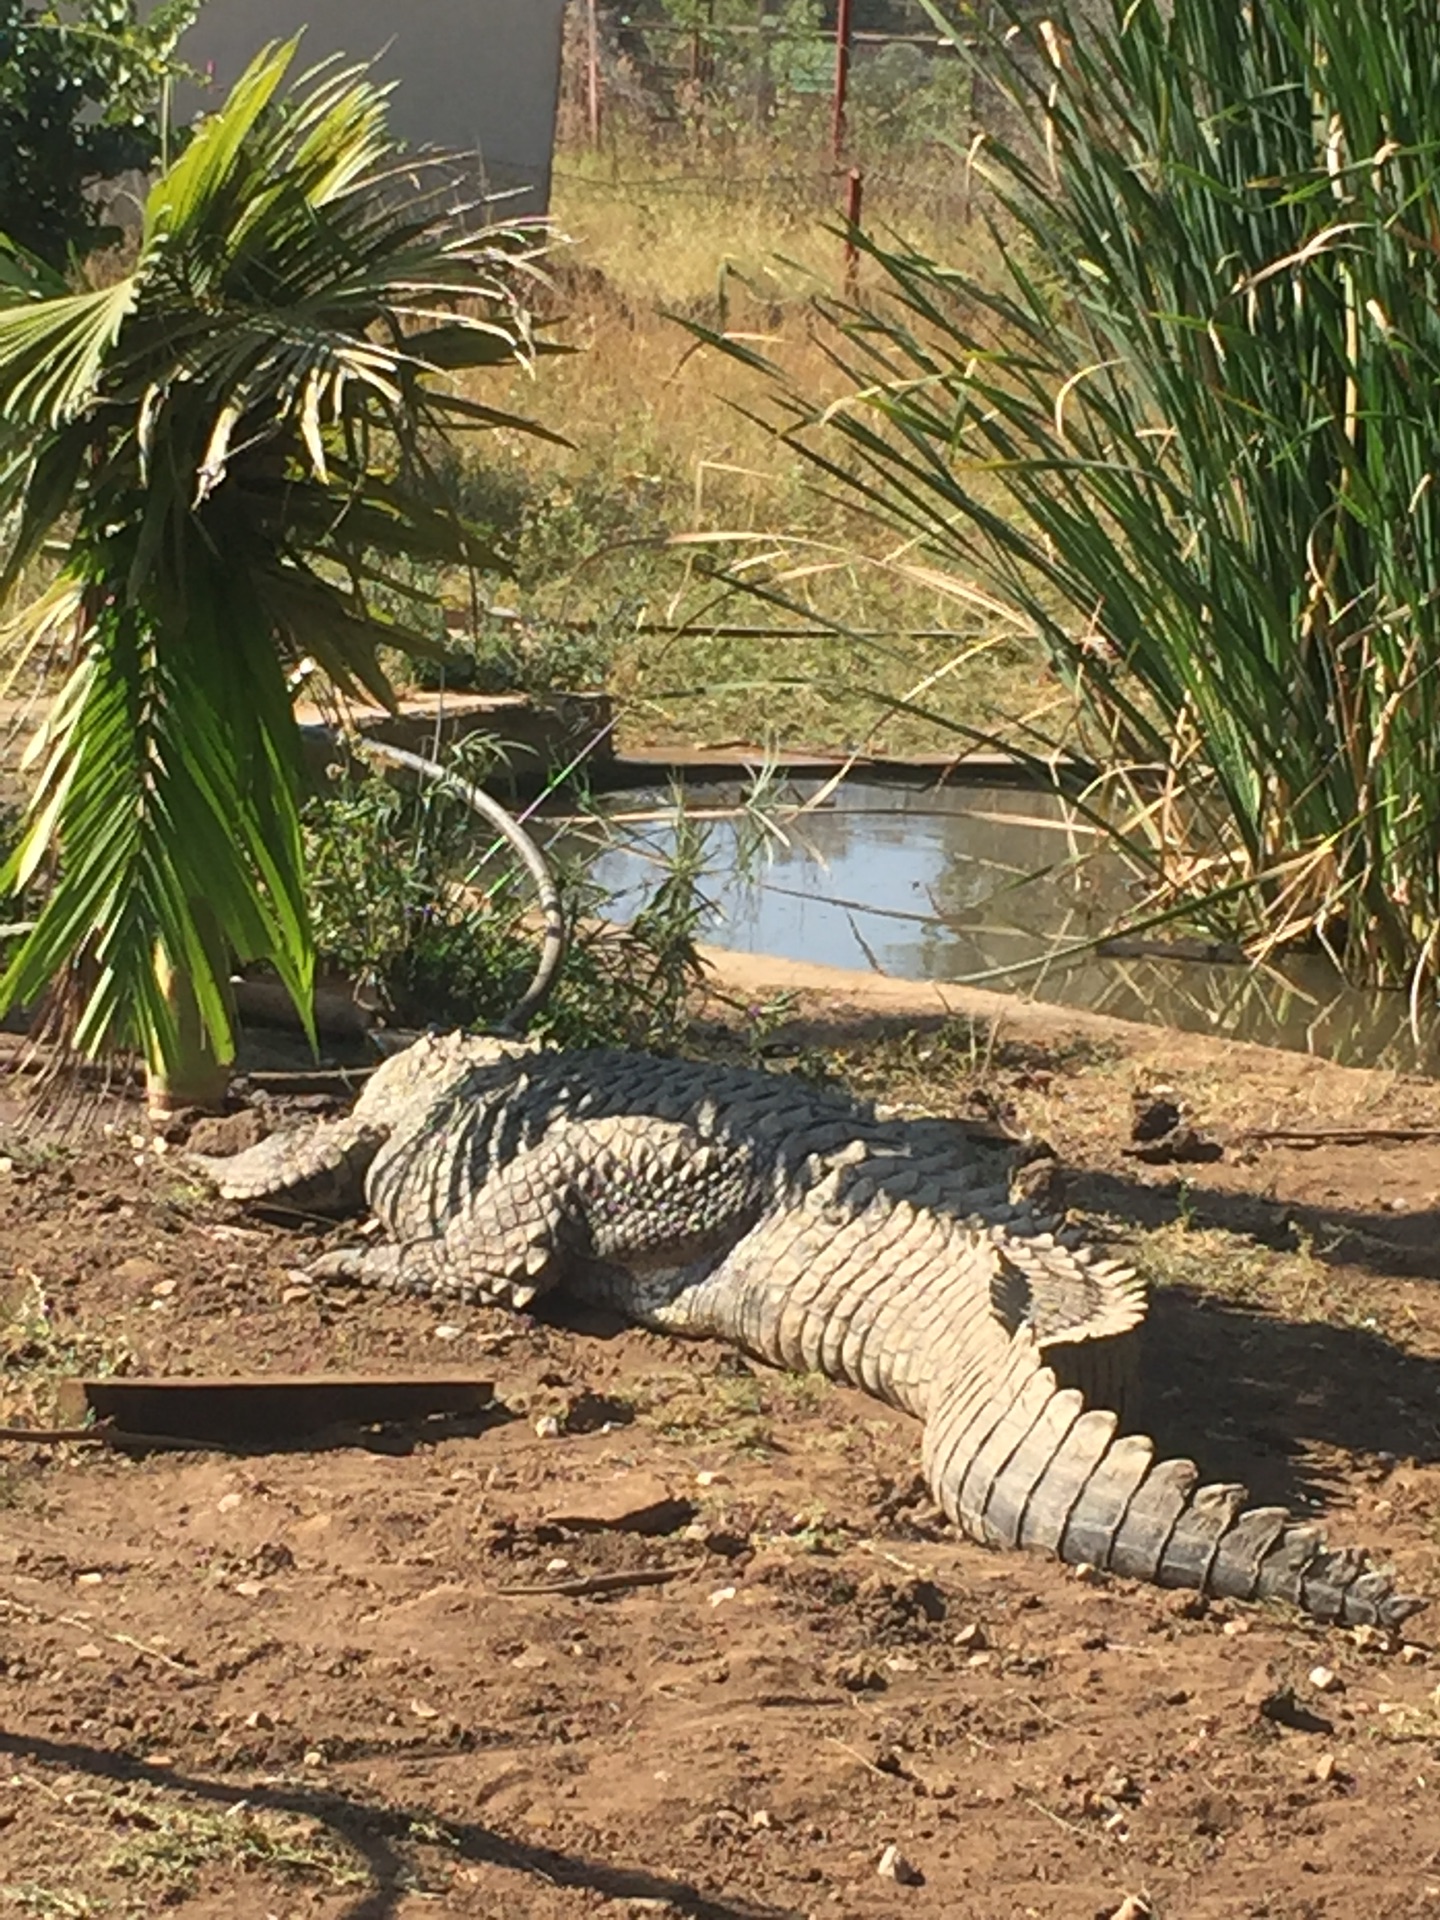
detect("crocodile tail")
[920,1325,1426,1630]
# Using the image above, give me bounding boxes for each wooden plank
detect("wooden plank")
[67,1373,497,1446]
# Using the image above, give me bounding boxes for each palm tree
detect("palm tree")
[0,39,558,1110]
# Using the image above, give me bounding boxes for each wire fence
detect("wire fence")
[558,1,1016,161]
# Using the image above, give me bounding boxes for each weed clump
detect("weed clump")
[302,749,715,1050]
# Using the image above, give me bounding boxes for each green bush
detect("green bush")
[304,752,711,1049]
[0,1,199,271]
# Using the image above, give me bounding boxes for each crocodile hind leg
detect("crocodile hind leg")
[309,1112,766,1313]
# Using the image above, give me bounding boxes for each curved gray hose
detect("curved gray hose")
[329,732,567,1034]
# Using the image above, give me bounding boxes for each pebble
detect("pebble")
[1106,1898,1153,1920]
[216,1492,243,1514]
[279,1285,311,1306]
[233,1579,264,1599]
[243,1710,274,1730]
[1312,1753,1338,1783]
[433,1324,463,1341]
[1308,1665,1343,1694]
[534,1414,561,1439]
[74,1643,103,1661]
[954,1622,987,1651]
[75,1572,103,1587]
[876,1843,923,1887]
[708,1586,737,1608]
[1400,1645,1427,1665]
[543,1472,693,1537]
[695,1469,725,1488]
[410,1699,440,1720]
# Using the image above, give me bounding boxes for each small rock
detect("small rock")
[545,1558,570,1575]
[188,1110,269,1157]
[1351,1623,1394,1654]
[109,1256,166,1291]
[0,1157,13,1176]
[510,1644,548,1671]
[954,1622,987,1651]
[1221,1617,1251,1636]
[1131,1095,1182,1143]
[1254,1684,1332,1733]
[708,1586,737,1609]
[1107,1898,1154,1920]
[243,1709,274,1731]
[1308,1665,1343,1694]
[1400,1645,1427,1665]
[830,1654,886,1693]
[1166,1590,1209,1620]
[534,1414,561,1440]
[543,1472,695,1537]
[150,1276,177,1298]
[749,1809,774,1830]
[876,1843,923,1887]
[885,1652,918,1674]
[302,1749,325,1768]
[410,1699,440,1720]
[695,1469,725,1488]
[216,1492,243,1514]
[279,1285,311,1306]
[433,1324,463,1342]
[75,1572,103,1587]
[1071,1562,1103,1585]
[74,1643,103,1661]
[1312,1753,1338,1783]
[233,1579,264,1599]
[1128,1124,1222,1165]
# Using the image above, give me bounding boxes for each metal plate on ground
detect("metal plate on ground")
[65,1374,498,1449]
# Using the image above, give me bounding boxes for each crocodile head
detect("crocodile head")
[188,1029,531,1215]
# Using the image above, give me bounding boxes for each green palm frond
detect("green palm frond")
[0,38,560,1077]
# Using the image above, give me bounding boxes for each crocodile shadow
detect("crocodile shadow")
[1136,1283,1439,1510]
[1071,1164,1440,1283]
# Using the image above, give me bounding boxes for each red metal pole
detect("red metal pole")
[832,0,854,160]
[844,165,863,292]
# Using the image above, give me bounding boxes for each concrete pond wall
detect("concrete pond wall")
[172,0,567,216]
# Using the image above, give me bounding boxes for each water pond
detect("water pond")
[547,776,1440,1074]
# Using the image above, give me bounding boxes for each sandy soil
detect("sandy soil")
[1,957,1438,1919]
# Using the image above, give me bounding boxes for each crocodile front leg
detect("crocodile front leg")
[310,1113,766,1313]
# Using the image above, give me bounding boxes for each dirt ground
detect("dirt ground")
[1,957,1438,1920]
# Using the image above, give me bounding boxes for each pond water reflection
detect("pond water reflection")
[548,777,1440,1073]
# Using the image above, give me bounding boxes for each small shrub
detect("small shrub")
[302,748,712,1049]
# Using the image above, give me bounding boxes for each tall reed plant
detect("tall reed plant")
[701,0,1440,991]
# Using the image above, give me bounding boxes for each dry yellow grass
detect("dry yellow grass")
[470,123,1060,755]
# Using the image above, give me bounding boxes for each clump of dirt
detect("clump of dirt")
[0,996,1437,1918]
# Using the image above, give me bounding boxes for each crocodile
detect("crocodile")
[193,1032,1425,1628]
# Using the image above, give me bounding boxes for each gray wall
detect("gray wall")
[174,0,567,215]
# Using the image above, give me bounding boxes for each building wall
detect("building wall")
[174,0,567,216]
